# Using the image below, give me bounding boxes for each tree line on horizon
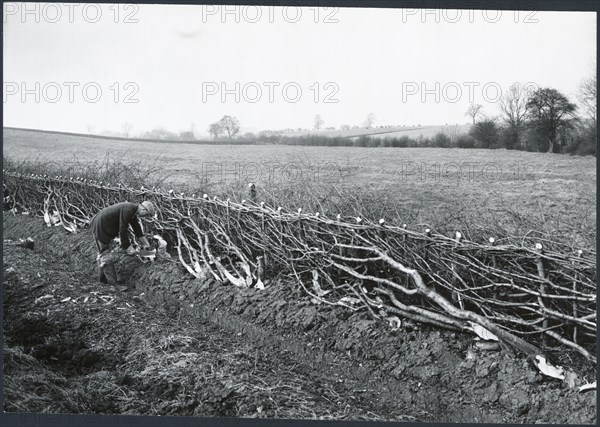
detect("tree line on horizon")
[94,76,596,156]
[204,78,597,156]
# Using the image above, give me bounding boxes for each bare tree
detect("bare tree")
[498,84,530,149]
[313,114,324,131]
[499,84,530,129]
[446,124,460,145]
[578,72,597,123]
[465,104,484,124]
[362,113,376,128]
[122,122,133,138]
[217,115,240,139]
[86,124,95,135]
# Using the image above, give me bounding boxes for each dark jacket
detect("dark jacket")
[90,202,143,249]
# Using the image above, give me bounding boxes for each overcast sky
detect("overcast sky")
[3,3,597,136]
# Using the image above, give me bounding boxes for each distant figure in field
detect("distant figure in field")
[248,182,256,202]
[90,201,155,288]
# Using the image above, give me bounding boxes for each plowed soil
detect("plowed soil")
[2,215,597,423]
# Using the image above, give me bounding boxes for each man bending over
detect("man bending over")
[90,201,155,286]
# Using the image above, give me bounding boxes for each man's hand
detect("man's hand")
[126,246,137,256]
[138,236,151,250]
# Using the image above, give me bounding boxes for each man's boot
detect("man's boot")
[104,262,129,291]
[102,261,119,285]
[98,267,108,284]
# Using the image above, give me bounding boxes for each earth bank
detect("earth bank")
[2,214,596,423]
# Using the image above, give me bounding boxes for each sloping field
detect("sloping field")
[273,123,472,139]
[3,127,596,249]
[357,123,473,140]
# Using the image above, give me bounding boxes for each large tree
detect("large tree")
[574,66,597,156]
[208,122,223,139]
[578,72,597,123]
[209,115,240,139]
[218,115,241,138]
[526,88,577,153]
[498,83,530,149]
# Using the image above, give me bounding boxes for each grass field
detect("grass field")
[3,127,596,247]
[3,128,598,421]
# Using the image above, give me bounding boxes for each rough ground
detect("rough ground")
[2,214,597,423]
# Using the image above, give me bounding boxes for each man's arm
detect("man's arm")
[137,235,151,248]
[129,209,151,248]
[119,208,135,249]
[130,215,144,239]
